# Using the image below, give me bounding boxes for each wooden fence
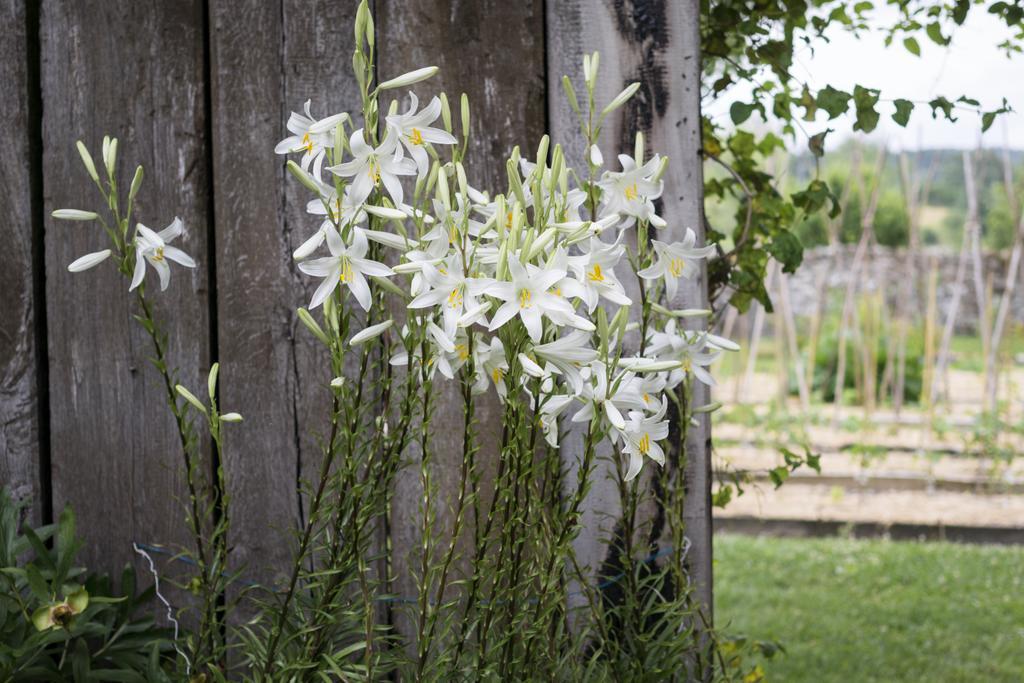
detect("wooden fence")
[1,0,711,617]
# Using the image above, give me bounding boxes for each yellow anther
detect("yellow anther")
[302,132,313,153]
[409,128,424,145]
[153,246,165,262]
[455,344,469,361]
[492,368,503,384]
[638,433,650,455]
[518,288,532,308]
[505,211,513,229]
[338,259,354,284]
[668,258,685,277]
[587,263,605,282]
[624,183,638,201]
[447,287,463,308]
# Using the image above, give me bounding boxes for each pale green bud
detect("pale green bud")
[460,93,470,139]
[436,164,451,211]
[76,141,99,183]
[219,412,244,423]
[103,137,118,177]
[297,307,330,346]
[601,82,641,118]
[693,402,723,414]
[635,131,645,165]
[350,319,393,346]
[371,275,407,299]
[128,166,144,205]
[378,66,438,90]
[439,93,452,133]
[207,362,219,402]
[535,134,549,168]
[287,160,321,195]
[52,209,98,221]
[176,385,207,414]
[562,75,579,114]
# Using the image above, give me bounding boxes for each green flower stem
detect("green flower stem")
[260,391,343,677]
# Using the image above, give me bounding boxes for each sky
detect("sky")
[705,9,1024,152]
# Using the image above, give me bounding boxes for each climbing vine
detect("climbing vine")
[701,0,1022,312]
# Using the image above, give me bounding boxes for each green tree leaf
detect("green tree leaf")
[730,101,754,124]
[903,37,921,56]
[816,85,851,118]
[892,99,914,126]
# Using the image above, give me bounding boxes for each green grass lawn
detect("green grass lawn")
[715,534,1024,682]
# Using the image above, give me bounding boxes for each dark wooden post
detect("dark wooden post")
[546,0,713,620]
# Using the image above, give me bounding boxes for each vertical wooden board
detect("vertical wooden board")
[376,0,547,627]
[281,0,365,545]
[207,0,296,585]
[208,0,364,587]
[0,0,43,522]
[546,0,712,615]
[41,0,210,575]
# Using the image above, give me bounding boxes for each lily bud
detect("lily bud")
[219,412,244,423]
[103,137,118,177]
[175,385,207,414]
[364,204,408,221]
[693,402,723,414]
[207,362,219,402]
[287,160,321,195]
[601,82,641,117]
[76,141,99,183]
[562,75,580,114]
[378,66,438,90]
[52,209,98,221]
[350,319,393,346]
[128,166,144,206]
[67,249,111,272]
[589,144,604,167]
[460,93,470,139]
[297,307,330,346]
[439,92,453,133]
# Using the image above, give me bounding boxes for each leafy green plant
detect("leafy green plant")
[0,489,175,681]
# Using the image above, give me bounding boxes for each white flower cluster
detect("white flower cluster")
[276,67,737,482]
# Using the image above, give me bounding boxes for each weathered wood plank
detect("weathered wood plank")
[41,0,211,574]
[207,0,295,587]
[546,0,712,617]
[0,0,44,523]
[207,0,362,587]
[281,0,366,559]
[377,0,547,628]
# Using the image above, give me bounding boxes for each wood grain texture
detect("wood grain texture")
[0,0,43,522]
[41,0,211,574]
[207,0,363,587]
[376,0,547,628]
[207,20,381,683]
[546,0,712,617]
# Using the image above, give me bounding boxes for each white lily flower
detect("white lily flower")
[617,398,670,481]
[647,321,720,388]
[274,100,348,178]
[572,361,641,430]
[297,226,394,310]
[637,229,715,300]
[408,256,494,336]
[487,256,577,342]
[474,336,509,398]
[327,128,416,206]
[532,330,597,396]
[568,235,632,313]
[537,393,573,448]
[386,92,457,177]
[597,153,664,227]
[67,249,112,272]
[129,218,196,292]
